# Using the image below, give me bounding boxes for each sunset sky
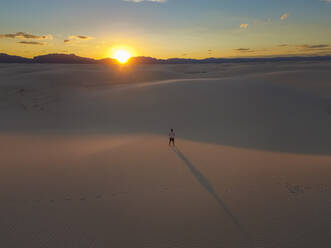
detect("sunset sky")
[1,0,331,59]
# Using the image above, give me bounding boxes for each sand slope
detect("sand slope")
[1,62,331,247]
[2,135,331,248]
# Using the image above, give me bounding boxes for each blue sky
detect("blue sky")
[1,0,330,58]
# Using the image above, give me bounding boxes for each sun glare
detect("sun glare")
[113,50,132,64]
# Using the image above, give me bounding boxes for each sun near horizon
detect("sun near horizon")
[112,49,132,64]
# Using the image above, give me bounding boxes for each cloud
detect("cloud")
[321,0,331,3]
[297,44,330,49]
[17,41,45,45]
[278,44,330,50]
[240,24,248,29]
[64,35,93,44]
[234,48,254,53]
[0,32,52,40]
[123,0,167,2]
[68,35,93,40]
[280,13,290,21]
[278,44,331,55]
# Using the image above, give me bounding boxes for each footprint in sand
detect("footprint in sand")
[285,183,305,195]
[304,186,312,191]
[160,187,168,192]
[12,193,107,204]
[316,184,329,193]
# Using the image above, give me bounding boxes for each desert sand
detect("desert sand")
[1,62,331,248]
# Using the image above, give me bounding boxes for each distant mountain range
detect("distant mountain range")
[1,53,331,64]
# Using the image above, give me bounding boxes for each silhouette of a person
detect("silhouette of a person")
[169,129,176,146]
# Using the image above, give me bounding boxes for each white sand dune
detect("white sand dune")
[1,62,331,247]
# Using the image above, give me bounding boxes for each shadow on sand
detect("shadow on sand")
[172,146,254,248]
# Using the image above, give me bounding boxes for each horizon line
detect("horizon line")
[2,52,331,61]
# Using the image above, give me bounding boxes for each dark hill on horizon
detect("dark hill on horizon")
[0,53,32,63]
[1,53,331,65]
[33,54,98,64]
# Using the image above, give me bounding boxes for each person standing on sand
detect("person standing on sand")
[169,129,176,146]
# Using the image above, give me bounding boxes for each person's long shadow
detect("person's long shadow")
[172,146,254,248]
